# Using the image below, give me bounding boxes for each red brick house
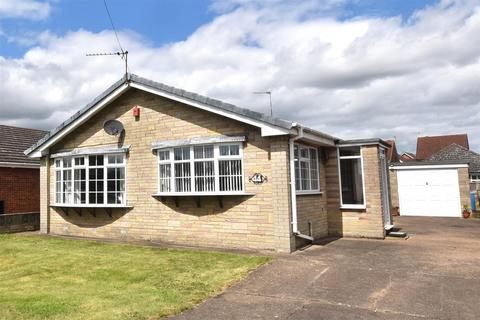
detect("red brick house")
[0,125,47,215]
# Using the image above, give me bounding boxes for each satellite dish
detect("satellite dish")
[103,120,124,136]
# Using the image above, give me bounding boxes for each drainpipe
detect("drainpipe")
[289,123,314,242]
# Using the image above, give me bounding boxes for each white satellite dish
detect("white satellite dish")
[103,120,124,136]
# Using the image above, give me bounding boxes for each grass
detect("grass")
[0,235,271,320]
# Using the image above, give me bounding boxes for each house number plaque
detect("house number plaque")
[249,173,267,184]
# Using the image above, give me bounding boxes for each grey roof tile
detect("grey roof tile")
[0,125,47,165]
[26,73,339,156]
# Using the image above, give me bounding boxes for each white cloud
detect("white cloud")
[0,0,51,20]
[1,0,480,153]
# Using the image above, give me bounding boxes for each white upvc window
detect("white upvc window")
[470,174,480,182]
[294,144,320,193]
[157,143,244,194]
[54,154,126,206]
[338,146,366,208]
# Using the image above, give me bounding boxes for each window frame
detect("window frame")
[156,142,246,195]
[294,143,321,195]
[53,153,127,207]
[337,146,367,209]
[470,173,480,182]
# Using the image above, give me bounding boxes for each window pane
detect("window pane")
[108,154,123,164]
[159,164,171,192]
[107,167,125,204]
[195,161,215,192]
[63,158,72,168]
[310,148,319,190]
[219,160,243,191]
[340,158,364,205]
[55,159,61,167]
[340,147,361,157]
[62,169,72,203]
[158,150,169,161]
[174,147,190,161]
[74,157,84,166]
[88,166,104,204]
[174,162,191,192]
[300,161,309,190]
[219,144,239,156]
[219,145,229,156]
[55,171,62,203]
[73,168,86,204]
[300,147,309,159]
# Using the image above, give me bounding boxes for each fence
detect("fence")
[0,212,40,233]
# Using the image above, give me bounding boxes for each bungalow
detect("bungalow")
[25,74,393,252]
[0,125,46,215]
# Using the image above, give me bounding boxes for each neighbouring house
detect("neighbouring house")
[399,152,415,162]
[427,143,480,191]
[25,74,393,253]
[0,125,46,233]
[0,125,46,215]
[390,134,475,217]
[415,134,469,160]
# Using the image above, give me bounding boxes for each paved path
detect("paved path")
[172,217,480,319]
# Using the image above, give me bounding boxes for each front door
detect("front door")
[379,149,393,228]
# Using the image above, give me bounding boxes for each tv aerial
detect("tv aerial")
[86,0,129,77]
[86,50,128,77]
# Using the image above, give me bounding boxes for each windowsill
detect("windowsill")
[50,204,133,208]
[152,192,255,197]
[340,205,366,210]
[296,191,323,196]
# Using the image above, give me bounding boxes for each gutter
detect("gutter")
[289,123,314,242]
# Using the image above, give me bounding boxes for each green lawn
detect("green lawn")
[0,235,271,320]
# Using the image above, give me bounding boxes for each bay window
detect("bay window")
[54,154,126,206]
[294,144,320,193]
[157,143,244,194]
[338,147,365,208]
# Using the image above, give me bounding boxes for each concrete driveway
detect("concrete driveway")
[173,217,480,319]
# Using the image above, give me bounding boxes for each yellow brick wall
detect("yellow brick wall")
[42,88,294,252]
[326,145,385,239]
[389,169,399,209]
[295,147,328,247]
[458,167,470,210]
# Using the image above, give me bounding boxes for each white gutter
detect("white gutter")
[289,124,314,242]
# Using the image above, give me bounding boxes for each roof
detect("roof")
[385,139,399,162]
[391,159,469,167]
[0,125,47,166]
[337,138,391,148]
[25,74,337,157]
[428,143,480,172]
[399,152,415,162]
[416,134,469,160]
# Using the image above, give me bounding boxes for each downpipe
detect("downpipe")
[289,124,314,242]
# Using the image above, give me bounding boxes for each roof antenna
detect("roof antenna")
[253,91,273,117]
[86,0,128,78]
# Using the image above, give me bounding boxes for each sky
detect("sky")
[0,0,479,153]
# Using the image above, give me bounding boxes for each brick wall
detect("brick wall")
[296,147,329,247]
[458,167,470,210]
[325,145,386,239]
[41,88,293,252]
[389,169,399,213]
[0,167,40,214]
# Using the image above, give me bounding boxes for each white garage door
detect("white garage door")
[397,169,461,217]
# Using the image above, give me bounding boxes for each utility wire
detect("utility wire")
[104,0,124,54]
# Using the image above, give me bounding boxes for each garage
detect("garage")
[391,163,469,217]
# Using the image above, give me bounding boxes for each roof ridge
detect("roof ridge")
[128,73,294,129]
